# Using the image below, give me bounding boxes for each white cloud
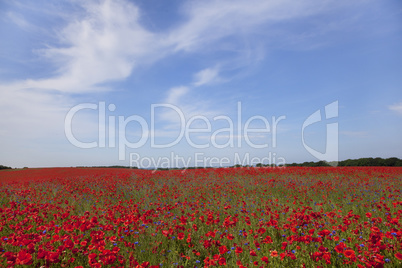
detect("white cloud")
[0,0,161,166]
[0,83,101,143]
[169,0,346,52]
[157,84,219,130]
[163,0,357,84]
[4,0,356,95]
[0,84,74,167]
[162,65,225,123]
[193,66,220,87]
[389,102,402,116]
[162,65,223,124]
[0,0,375,167]
[23,0,161,93]
[165,86,189,104]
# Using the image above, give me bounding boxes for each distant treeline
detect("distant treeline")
[2,157,401,171]
[285,157,402,167]
[137,157,402,169]
[77,165,138,169]
[0,165,12,170]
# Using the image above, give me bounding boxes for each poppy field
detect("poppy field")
[0,166,401,268]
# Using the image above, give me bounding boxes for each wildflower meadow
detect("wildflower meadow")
[0,167,401,267]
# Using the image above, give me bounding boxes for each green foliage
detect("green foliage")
[286,157,402,167]
[337,157,402,167]
[0,165,12,170]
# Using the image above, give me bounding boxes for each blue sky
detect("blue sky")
[0,0,401,168]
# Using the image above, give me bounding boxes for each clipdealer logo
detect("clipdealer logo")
[64,102,286,160]
[64,101,339,168]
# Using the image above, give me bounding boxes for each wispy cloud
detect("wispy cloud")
[29,0,161,93]
[0,0,163,152]
[159,84,218,124]
[4,0,360,95]
[6,11,34,31]
[169,0,348,52]
[389,102,402,116]
[2,0,356,135]
[165,86,189,104]
[1,0,385,167]
[161,64,226,124]
[152,83,219,144]
[0,84,74,149]
[193,66,221,87]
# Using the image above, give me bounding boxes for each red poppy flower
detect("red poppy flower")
[344,249,355,258]
[46,252,60,263]
[177,232,185,240]
[334,243,345,253]
[318,229,330,237]
[261,256,269,263]
[141,261,150,267]
[16,250,33,265]
[219,245,228,255]
[263,235,273,243]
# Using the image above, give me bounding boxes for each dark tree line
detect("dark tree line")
[0,165,12,170]
[78,166,138,169]
[337,157,402,167]
[2,157,401,170]
[285,157,402,167]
